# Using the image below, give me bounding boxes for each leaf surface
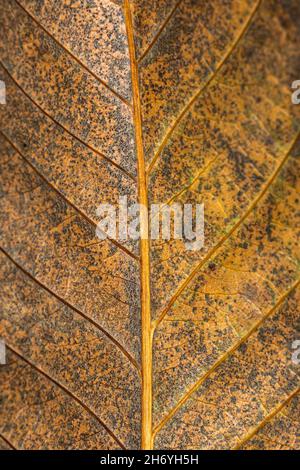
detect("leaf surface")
[0,0,299,450]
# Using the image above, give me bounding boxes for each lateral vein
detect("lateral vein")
[6,345,126,449]
[0,130,139,261]
[234,388,300,450]
[153,280,300,440]
[0,62,136,181]
[146,0,262,175]
[0,246,140,373]
[137,0,183,63]
[14,0,132,108]
[153,129,300,330]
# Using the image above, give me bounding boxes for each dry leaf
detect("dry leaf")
[0,0,299,450]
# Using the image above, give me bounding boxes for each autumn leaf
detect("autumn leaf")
[0,0,299,450]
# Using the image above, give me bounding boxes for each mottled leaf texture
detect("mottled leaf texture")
[0,0,299,450]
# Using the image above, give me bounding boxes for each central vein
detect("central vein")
[124,0,153,450]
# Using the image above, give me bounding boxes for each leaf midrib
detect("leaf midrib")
[124,0,152,450]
